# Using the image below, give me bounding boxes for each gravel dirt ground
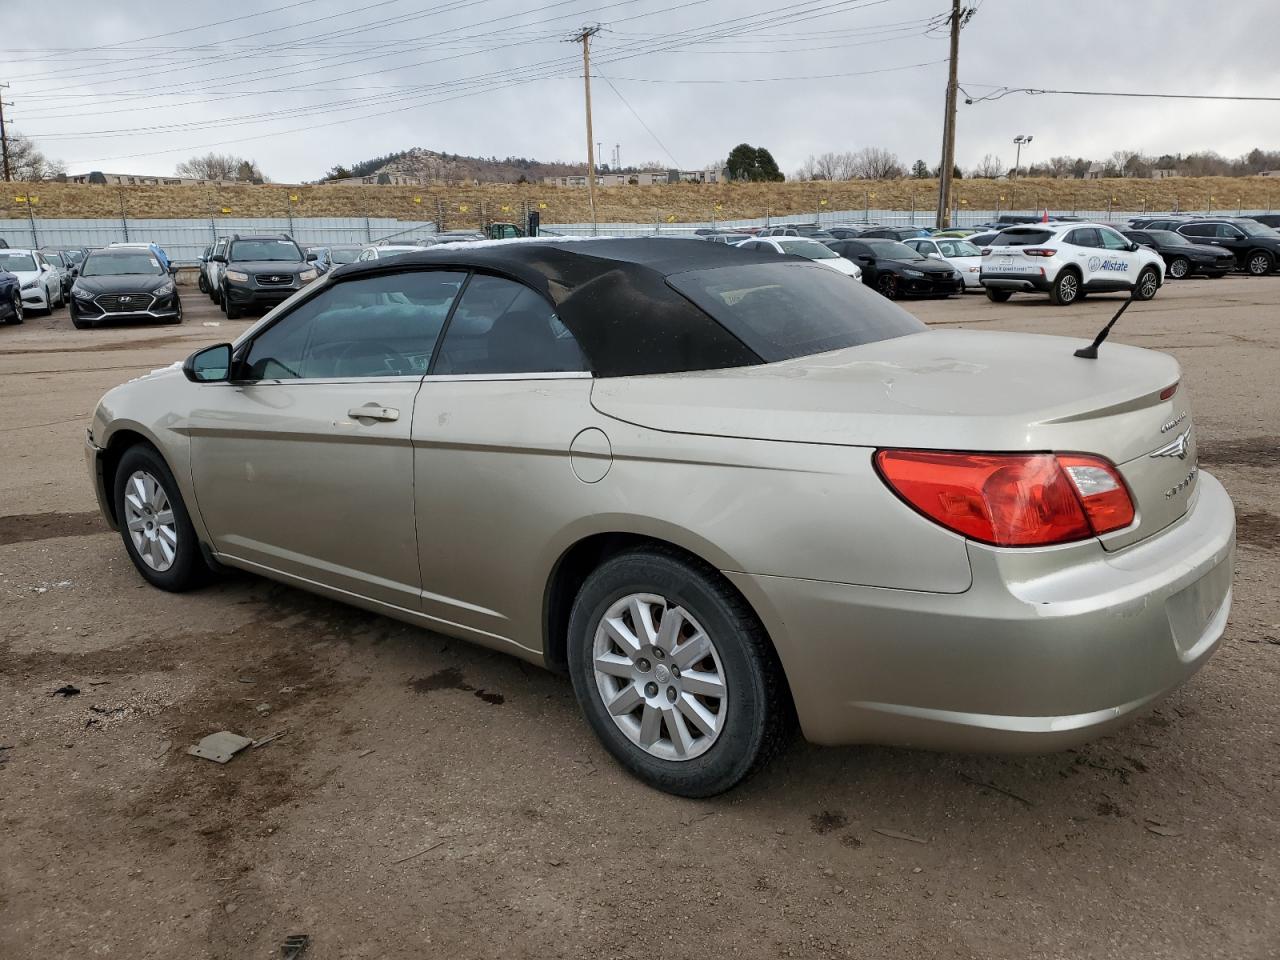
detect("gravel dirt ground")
[1,276,1277,960]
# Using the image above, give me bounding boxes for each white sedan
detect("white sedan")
[0,248,63,313]
[736,236,862,281]
[905,237,986,289]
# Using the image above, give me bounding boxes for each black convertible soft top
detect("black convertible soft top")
[331,238,787,377]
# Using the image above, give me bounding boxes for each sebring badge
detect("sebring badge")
[1150,428,1192,461]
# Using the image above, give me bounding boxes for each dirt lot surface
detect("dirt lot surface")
[1,276,1277,960]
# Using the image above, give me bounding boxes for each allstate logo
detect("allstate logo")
[1087,256,1102,271]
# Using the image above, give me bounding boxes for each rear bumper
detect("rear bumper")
[729,470,1235,750]
[981,271,1051,292]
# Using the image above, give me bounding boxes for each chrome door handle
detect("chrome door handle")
[348,404,399,422]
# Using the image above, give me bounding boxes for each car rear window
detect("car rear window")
[667,261,925,363]
[993,229,1054,246]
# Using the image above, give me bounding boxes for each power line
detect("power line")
[961,84,1280,104]
[596,70,680,169]
[604,59,946,83]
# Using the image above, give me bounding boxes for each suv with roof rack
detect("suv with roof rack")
[211,234,318,319]
[980,222,1164,306]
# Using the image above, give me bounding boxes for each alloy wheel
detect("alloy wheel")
[1168,258,1189,279]
[592,593,728,761]
[122,470,178,572]
[1058,273,1079,302]
[1139,270,1159,298]
[1248,254,1271,276]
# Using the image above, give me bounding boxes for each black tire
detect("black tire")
[985,288,1013,303]
[1167,256,1190,280]
[1133,265,1161,301]
[874,273,899,300]
[1246,250,1274,276]
[71,309,93,329]
[197,272,209,294]
[165,296,184,325]
[5,293,22,324]
[1049,269,1082,305]
[222,292,242,320]
[567,548,788,798]
[112,444,208,592]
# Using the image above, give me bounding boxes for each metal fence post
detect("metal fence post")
[26,200,38,248]
[118,189,130,242]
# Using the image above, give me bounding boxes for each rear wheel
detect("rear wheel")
[985,288,1013,303]
[567,549,788,797]
[1247,251,1274,276]
[1133,266,1161,301]
[1049,270,1081,305]
[197,272,209,294]
[1167,256,1190,279]
[112,444,208,592]
[874,273,899,300]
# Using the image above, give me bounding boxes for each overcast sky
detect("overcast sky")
[6,0,1276,182]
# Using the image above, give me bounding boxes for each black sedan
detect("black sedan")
[0,266,21,325]
[829,238,963,299]
[70,249,182,329]
[1122,229,1235,279]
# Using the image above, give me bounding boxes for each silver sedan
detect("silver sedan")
[85,238,1234,796]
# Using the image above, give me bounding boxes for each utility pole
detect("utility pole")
[570,26,601,235]
[0,84,13,182]
[935,1,972,229]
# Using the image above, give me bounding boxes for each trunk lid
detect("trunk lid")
[591,329,1195,550]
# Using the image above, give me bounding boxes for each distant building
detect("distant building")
[1259,170,1280,178]
[542,172,669,187]
[1084,163,1107,180]
[1150,168,1178,179]
[66,171,241,186]
[329,172,427,186]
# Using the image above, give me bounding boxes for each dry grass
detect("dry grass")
[2,176,1277,227]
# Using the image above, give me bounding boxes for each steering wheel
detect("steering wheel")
[331,339,406,377]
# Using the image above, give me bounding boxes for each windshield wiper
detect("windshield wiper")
[1074,296,1134,360]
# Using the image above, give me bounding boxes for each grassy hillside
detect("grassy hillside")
[3,177,1277,227]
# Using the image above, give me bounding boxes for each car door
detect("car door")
[1212,223,1248,265]
[410,272,594,651]
[188,269,466,611]
[1097,226,1140,286]
[1064,228,1104,286]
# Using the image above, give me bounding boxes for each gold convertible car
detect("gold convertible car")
[86,239,1234,796]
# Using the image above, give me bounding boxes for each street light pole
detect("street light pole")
[1012,134,1033,180]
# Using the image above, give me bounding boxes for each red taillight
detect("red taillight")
[1159,382,1178,401]
[875,450,1135,547]
[1020,247,1057,257]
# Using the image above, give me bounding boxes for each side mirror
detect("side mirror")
[168,263,179,275]
[926,252,944,260]
[306,251,318,261]
[41,264,51,273]
[1128,242,1141,252]
[211,254,227,263]
[183,343,233,383]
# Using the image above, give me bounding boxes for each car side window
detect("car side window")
[1216,224,1243,239]
[432,273,588,376]
[1100,228,1130,251]
[1180,223,1212,237]
[1067,228,1101,248]
[241,270,467,381]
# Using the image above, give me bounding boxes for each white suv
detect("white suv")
[981,222,1165,306]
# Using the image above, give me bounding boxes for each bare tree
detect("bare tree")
[972,153,1004,179]
[4,131,64,181]
[176,152,266,181]
[1109,150,1140,178]
[1045,155,1075,178]
[847,147,903,180]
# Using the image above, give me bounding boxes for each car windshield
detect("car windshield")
[935,239,982,257]
[993,229,1054,247]
[230,239,302,262]
[330,247,362,264]
[82,253,166,276]
[0,253,38,272]
[1237,220,1279,237]
[776,238,838,259]
[668,261,925,363]
[864,240,924,260]
[1146,230,1190,246]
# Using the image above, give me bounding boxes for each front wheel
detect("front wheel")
[112,444,208,591]
[5,293,22,324]
[1247,251,1274,276]
[985,288,1013,303]
[874,273,899,300]
[222,292,242,319]
[1133,266,1160,301]
[567,549,788,797]
[1167,256,1190,279]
